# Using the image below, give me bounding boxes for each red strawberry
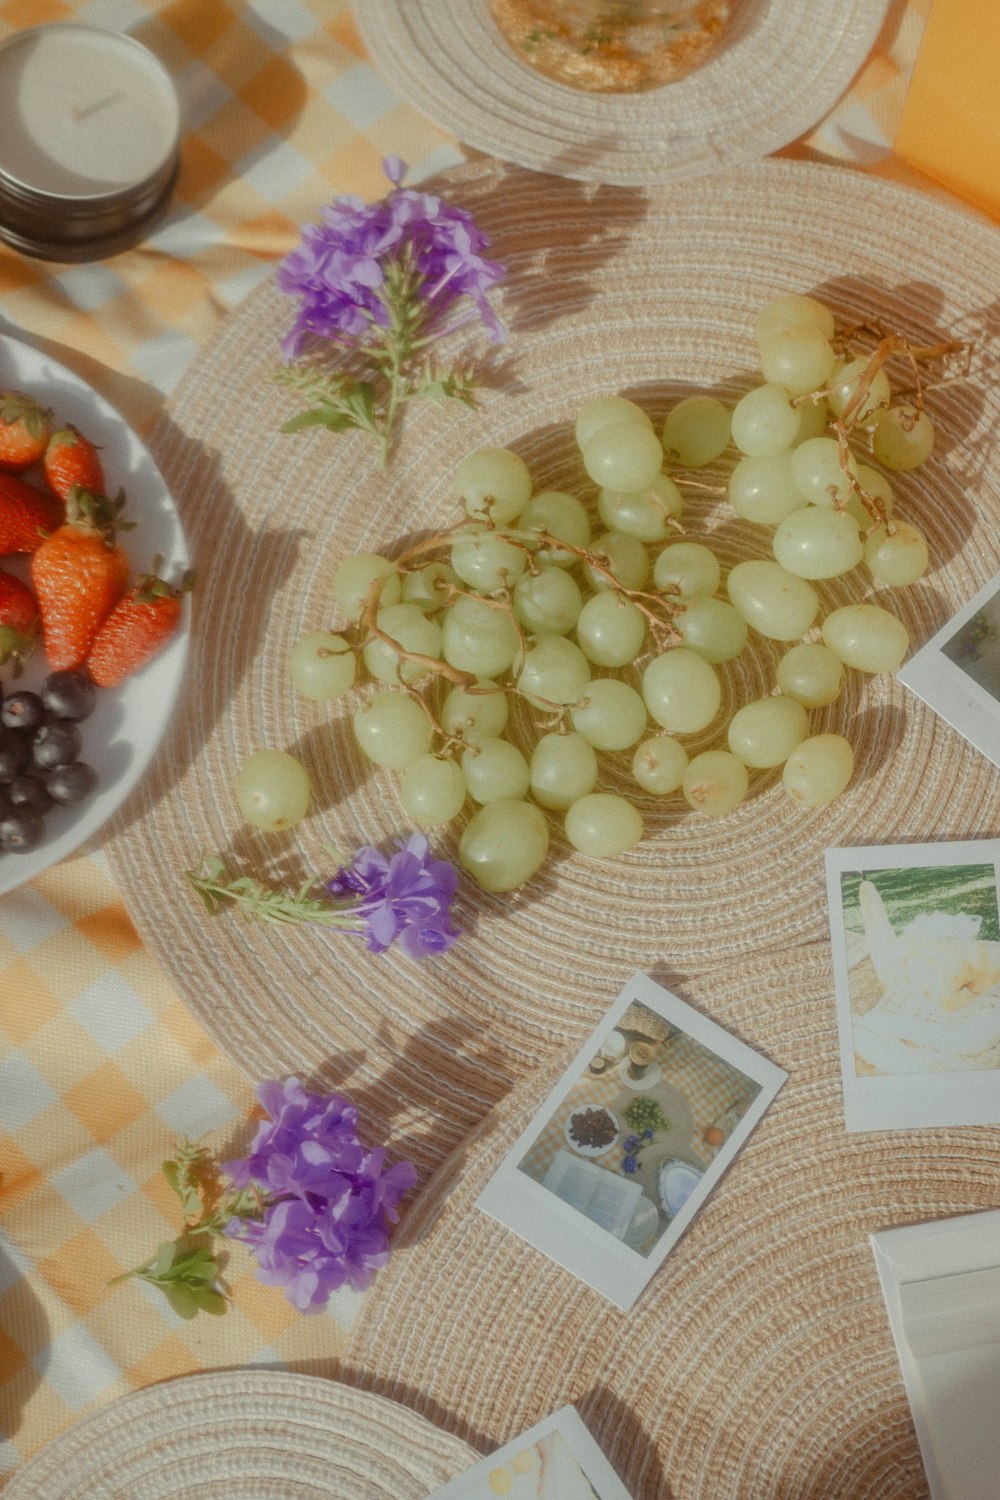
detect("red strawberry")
[87,567,191,688]
[31,488,132,671]
[43,425,105,503]
[0,568,39,672]
[0,390,52,473]
[0,473,63,554]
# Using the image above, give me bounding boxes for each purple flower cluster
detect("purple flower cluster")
[277,156,505,359]
[329,832,459,959]
[224,1078,417,1313]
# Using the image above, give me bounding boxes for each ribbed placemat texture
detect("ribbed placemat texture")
[105,157,1000,1176]
[353,0,888,184]
[1,1371,476,1499]
[346,943,997,1499]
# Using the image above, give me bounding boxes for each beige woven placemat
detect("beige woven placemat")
[353,0,888,184]
[345,942,998,1499]
[105,157,1000,1176]
[1,1370,476,1499]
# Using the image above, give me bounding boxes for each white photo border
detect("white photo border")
[475,972,786,1311]
[825,839,1000,1131]
[425,1405,633,1500]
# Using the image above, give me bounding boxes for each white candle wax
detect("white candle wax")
[0,24,179,200]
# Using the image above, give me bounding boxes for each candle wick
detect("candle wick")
[72,92,125,122]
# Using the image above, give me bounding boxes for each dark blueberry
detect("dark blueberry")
[32,721,81,771]
[46,762,98,806]
[0,728,31,783]
[0,808,45,852]
[9,774,53,816]
[41,670,97,722]
[0,691,45,731]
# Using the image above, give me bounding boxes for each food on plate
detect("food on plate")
[567,1105,618,1150]
[0,389,52,473]
[31,488,131,671]
[43,423,105,502]
[0,568,39,669]
[0,472,63,554]
[87,566,190,688]
[0,670,98,854]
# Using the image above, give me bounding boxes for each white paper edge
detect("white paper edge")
[424,1405,634,1500]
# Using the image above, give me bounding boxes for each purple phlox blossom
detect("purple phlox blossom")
[223,1077,418,1312]
[623,1154,639,1175]
[623,1134,641,1153]
[277,157,505,358]
[327,833,459,960]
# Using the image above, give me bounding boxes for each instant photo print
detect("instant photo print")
[475,972,786,1310]
[898,568,1000,771]
[425,1406,634,1500]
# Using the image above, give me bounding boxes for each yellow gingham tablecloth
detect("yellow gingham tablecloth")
[0,0,977,1481]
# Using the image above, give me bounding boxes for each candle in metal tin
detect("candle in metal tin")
[0,23,180,262]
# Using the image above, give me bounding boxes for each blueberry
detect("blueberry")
[41,671,97,722]
[9,774,53,815]
[0,691,45,731]
[0,808,45,851]
[32,722,81,771]
[46,762,98,806]
[0,728,31,783]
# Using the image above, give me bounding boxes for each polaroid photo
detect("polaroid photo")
[825,839,1000,1131]
[898,568,1000,771]
[475,971,786,1311]
[425,1406,633,1500]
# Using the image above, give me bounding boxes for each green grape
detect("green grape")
[675,596,748,664]
[400,755,467,825]
[582,420,664,492]
[441,595,519,677]
[847,464,895,527]
[731,383,799,457]
[794,395,829,444]
[727,695,809,768]
[773,506,864,580]
[871,404,935,470]
[570,678,648,751]
[401,561,457,613]
[727,559,820,640]
[758,327,836,398]
[288,631,356,701]
[821,604,909,673]
[574,395,653,450]
[662,395,731,467]
[459,798,549,891]
[782,733,853,806]
[776,642,844,707]
[331,553,401,621]
[597,473,683,542]
[530,731,598,810]
[565,792,643,857]
[235,750,311,832]
[513,566,584,635]
[450,528,527,593]
[753,293,835,347]
[583,531,650,593]
[461,736,531,804]
[791,436,858,506]
[440,678,509,742]
[827,357,891,424]
[653,540,720,599]
[642,649,721,733]
[454,446,532,524]
[362,602,443,685]
[682,750,748,815]
[863,521,929,586]
[632,735,688,794]
[353,691,432,768]
[518,490,591,568]
[575,591,646,667]
[518,634,591,706]
[728,452,803,525]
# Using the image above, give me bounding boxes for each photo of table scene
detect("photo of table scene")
[516,1001,761,1256]
[445,1428,601,1500]
[942,588,1000,701]
[840,862,1000,1076]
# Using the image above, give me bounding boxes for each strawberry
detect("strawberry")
[87,566,191,688]
[43,425,105,503]
[0,567,39,672]
[31,488,132,672]
[0,390,53,473]
[0,473,63,554]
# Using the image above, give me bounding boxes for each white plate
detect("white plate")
[564,1103,620,1158]
[0,332,189,894]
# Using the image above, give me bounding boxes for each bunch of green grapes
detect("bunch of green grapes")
[284,293,952,893]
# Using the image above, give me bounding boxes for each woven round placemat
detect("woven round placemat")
[105,157,1000,1175]
[353,0,887,185]
[2,1371,476,1499]
[345,943,998,1499]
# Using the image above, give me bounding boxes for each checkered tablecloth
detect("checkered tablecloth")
[0,0,985,1483]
